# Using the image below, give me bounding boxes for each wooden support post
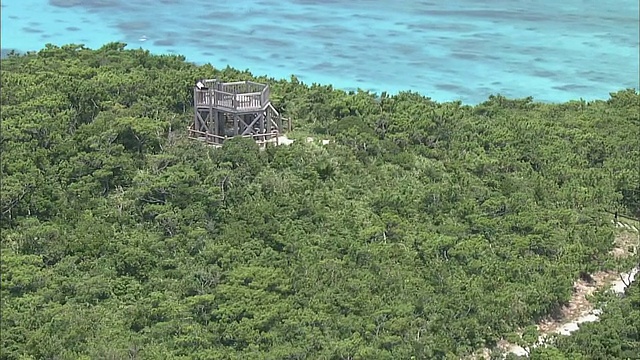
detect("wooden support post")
[233,114,239,136]
[214,110,220,139]
[262,113,268,142]
[193,88,198,136]
[208,104,213,135]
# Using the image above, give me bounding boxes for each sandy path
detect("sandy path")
[469,219,639,359]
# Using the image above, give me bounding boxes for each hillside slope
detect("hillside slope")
[1,43,639,359]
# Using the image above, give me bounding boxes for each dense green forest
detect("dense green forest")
[1,43,639,359]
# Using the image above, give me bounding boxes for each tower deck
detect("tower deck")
[189,79,291,147]
[194,79,270,112]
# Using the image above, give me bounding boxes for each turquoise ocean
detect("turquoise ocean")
[2,0,638,104]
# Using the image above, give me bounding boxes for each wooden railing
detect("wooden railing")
[219,80,266,94]
[265,103,292,132]
[282,116,292,132]
[260,85,270,108]
[188,127,280,146]
[234,91,263,109]
[187,128,225,145]
[194,80,271,111]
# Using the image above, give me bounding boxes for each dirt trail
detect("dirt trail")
[471,219,639,359]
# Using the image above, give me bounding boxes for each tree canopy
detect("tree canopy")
[1,43,639,359]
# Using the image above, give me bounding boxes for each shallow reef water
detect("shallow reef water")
[2,0,638,103]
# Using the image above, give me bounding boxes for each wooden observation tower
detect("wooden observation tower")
[188,79,290,147]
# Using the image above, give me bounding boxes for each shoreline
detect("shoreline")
[2,43,638,107]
